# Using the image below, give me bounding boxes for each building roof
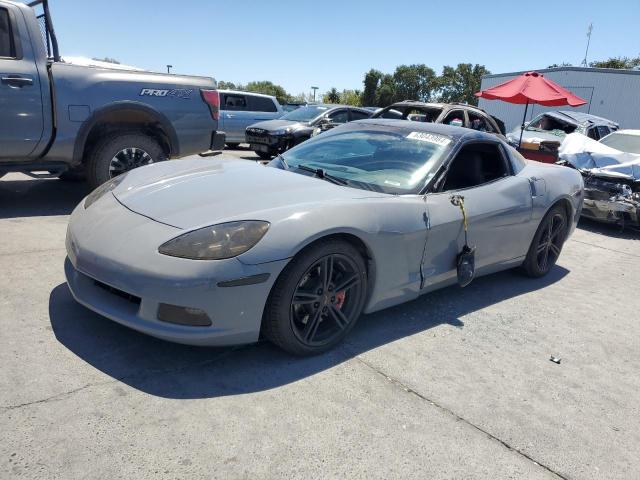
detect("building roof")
[482,66,640,80]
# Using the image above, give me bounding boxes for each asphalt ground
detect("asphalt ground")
[2,148,639,479]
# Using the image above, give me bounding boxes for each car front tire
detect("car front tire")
[263,239,368,356]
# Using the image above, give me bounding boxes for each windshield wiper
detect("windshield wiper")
[296,164,349,186]
[275,154,289,170]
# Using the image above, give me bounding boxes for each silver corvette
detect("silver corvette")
[65,120,584,355]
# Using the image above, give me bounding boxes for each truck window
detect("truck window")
[247,95,278,113]
[222,94,247,111]
[0,8,16,58]
[468,112,495,133]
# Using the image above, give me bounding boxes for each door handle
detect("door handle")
[225,114,235,118]
[1,76,34,87]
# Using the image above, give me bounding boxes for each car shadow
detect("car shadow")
[49,266,569,399]
[0,175,89,219]
[577,217,640,239]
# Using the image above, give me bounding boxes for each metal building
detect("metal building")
[478,67,640,133]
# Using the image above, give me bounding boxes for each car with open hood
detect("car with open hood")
[506,111,619,150]
[245,104,372,159]
[66,120,583,356]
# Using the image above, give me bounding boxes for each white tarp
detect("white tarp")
[558,133,640,181]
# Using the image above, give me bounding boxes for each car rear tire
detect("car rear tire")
[521,205,568,278]
[262,239,368,356]
[86,132,166,189]
[256,150,273,160]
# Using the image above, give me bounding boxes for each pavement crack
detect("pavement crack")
[1,347,243,413]
[352,355,571,480]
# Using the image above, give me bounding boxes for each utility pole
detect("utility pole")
[311,86,319,102]
[580,23,593,67]
[166,64,173,74]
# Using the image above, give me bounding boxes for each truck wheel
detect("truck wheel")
[86,133,166,189]
[256,150,273,160]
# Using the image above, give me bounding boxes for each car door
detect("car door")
[0,5,44,159]
[421,140,533,290]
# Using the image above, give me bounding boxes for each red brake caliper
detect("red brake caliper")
[334,290,346,309]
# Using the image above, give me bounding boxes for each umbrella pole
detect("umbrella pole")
[519,101,529,148]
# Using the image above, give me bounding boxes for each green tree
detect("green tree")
[244,80,291,104]
[324,87,341,103]
[589,56,640,69]
[376,74,396,107]
[392,64,437,102]
[436,63,490,105]
[362,69,382,106]
[217,80,237,90]
[92,57,120,64]
[340,89,362,106]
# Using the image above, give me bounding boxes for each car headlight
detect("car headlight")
[158,221,270,260]
[84,174,128,209]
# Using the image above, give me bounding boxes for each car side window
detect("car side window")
[350,109,370,121]
[328,109,349,124]
[0,8,16,58]
[247,95,278,113]
[222,94,247,111]
[468,112,496,133]
[440,142,511,191]
[441,110,465,128]
[586,127,598,140]
[596,126,610,139]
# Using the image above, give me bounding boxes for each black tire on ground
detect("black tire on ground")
[226,143,240,149]
[59,166,85,182]
[256,150,273,160]
[85,132,166,189]
[262,239,368,356]
[521,204,568,278]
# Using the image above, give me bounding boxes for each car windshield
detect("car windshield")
[525,114,577,136]
[599,132,640,154]
[281,105,330,122]
[275,126,452,194]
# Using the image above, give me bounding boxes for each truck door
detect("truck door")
[0,4,44,159]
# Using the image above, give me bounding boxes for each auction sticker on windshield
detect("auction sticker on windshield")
[407,132,451,146]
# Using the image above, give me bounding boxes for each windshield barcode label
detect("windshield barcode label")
[407,132,451,146]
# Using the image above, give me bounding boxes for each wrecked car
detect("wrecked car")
[507,111,618,152]
[66,121,582,356]
[372,101,506,138]
[558,131,640,228]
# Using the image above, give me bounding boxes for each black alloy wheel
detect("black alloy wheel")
[263,240,368,355]
[290,253,363,347]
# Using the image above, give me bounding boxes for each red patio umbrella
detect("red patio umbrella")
[475,71,587,147]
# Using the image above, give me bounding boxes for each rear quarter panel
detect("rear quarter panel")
[44,64,217,162]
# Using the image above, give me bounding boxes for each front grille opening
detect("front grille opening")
[94,280,141,305]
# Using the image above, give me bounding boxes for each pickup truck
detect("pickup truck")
[0,0,224,188]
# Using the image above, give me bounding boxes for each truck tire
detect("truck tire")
[256,150,273,160]
[86,132,166,189]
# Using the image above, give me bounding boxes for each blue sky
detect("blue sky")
[44,0,640,96]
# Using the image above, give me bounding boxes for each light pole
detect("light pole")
[166,64,173,74]
[311,86,319,102]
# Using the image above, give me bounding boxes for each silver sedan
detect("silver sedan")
[65,120,584,355]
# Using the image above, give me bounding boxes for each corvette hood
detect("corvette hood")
[113,158,379,229]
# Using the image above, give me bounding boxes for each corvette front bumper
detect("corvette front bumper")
[65,194,289,346]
